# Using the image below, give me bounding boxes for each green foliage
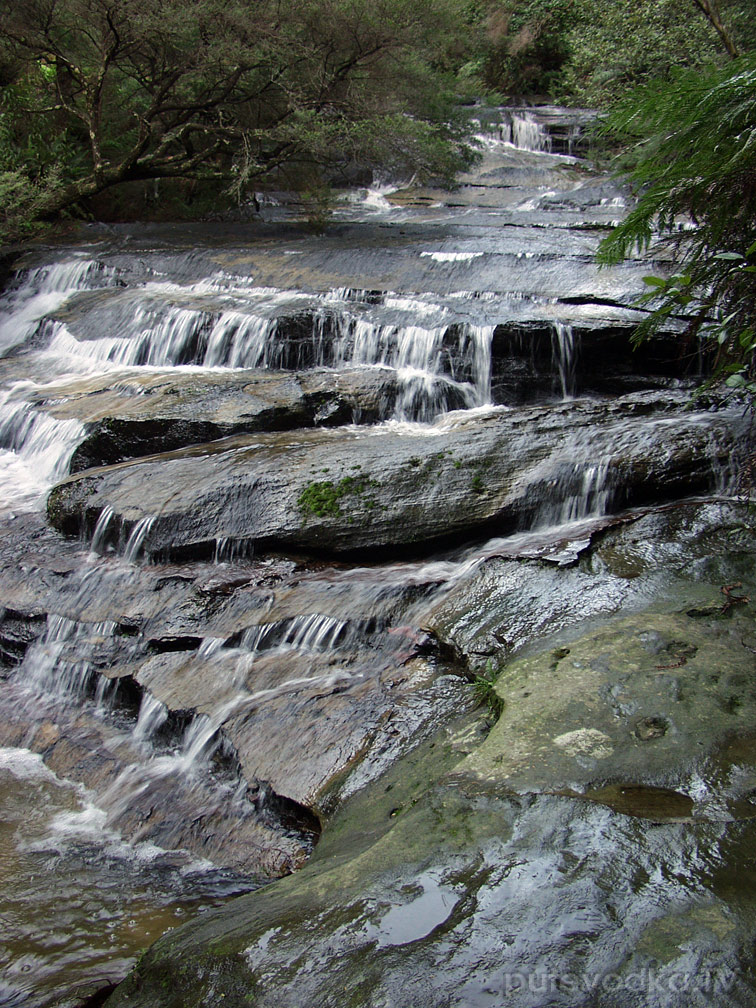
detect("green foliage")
[470,660,505,720]
[0,72,88,241]
[298,475,376,518]
[0,168,58,241]
[473,0,754,105]
[558,0,726,106]
[597,56,756,392]
[0,0,474,237]
[477,0,575,96]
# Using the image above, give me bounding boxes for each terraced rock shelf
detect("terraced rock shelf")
[1,107,754,1008]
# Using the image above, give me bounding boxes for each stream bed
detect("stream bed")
[1,106,755,1007]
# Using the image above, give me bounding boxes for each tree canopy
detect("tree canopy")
[3,0,755,245]
[472,0,756,104]
[0,0,474,238]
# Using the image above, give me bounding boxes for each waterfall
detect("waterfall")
[133,693,169,742]
[0,259,118,357]
[203,312,279,368]
[511,113,551,153]
[555,458,613,524]
[0,392,85,509]
[89,505,117,556]
[551,323,579,399]
[472,111,552,153]
[239,614,359,655]
[27,282,495,424]
[16,614,122,704]
[122,517,155,564]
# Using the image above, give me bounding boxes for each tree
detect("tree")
[0,0,473,238]
[596,55,756,393]
[691,0,740,58]
[558,0,727,106]
[476,0,575,97]
[473,0,755,107]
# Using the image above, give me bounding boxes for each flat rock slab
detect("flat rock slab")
[47,392,743,558]
[18,366,400,471]
[462,606,756,797]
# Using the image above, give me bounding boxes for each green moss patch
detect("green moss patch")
[298,475,377,518]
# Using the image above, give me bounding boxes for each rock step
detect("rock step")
[47,391,743,559]
[19,367,403,472]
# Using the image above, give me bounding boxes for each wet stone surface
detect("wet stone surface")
[0,105,754,1008]
[106,501,756,1008]
[46,392,743,559]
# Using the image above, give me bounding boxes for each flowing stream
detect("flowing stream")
[0,105,750,1007]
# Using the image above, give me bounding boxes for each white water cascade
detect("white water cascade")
[511,112,551,152]
[552,322,578,399]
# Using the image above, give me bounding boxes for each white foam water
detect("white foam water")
[0,259,117,357]
[0,387,85,511]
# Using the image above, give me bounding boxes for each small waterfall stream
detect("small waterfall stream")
[0,105,748,1008]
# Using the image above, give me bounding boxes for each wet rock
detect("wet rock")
[0,514,472,858]
[0,608,46,667]
[634,715,669,741]
[47,393,743,559]
[489,320,701,404]
[0,679,313,877]
[426,500,756,665]
[103,627,472,813]
[579,783,694,820]
[103,496,756,1008]
[459,604,756,795]
[105,737,756,1008]
[19,367,400,471]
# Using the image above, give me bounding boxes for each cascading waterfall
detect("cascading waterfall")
[511,112,551,152]
[472,111,552,153]
[133,693,169,742]
[323,312,496,420]
[15,614,124,708]
[122,517,156,564]
[2,101,749,1008]
[0,392,85,509]
[240,614,361,655]
[0,259,118,357]
[89,505,117,556]
[28,279,497,424]
[551,322,578,399]
[555,458,613,524]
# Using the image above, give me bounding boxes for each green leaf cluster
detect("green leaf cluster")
[597,56,756,391]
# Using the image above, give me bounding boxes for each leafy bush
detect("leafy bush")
[597,56,756,393]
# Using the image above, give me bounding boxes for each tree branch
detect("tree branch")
[690,0,739,59]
